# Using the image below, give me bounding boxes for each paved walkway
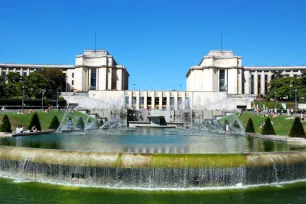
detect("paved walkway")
[0,132,13,137]
[249,133,306,148]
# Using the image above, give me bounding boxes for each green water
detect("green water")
[1,178,305,204]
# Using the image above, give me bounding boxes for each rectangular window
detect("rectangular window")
[185,97,190,109]
[147,97,152,110]
[155,97,159,109]
[140,97,144,108]
[72,80,74,85]
[2,72,6,82]
[125,96,129,106]
[72,73,74,78]
[258,74,261,95]
[178,97,182,110]
[170,97,175,110]
[23,72,27,77]
[162,97,167,110]
[90,69,96,90]
[219,70,226,91]
[251,75,254,94]
[132,97,136,105]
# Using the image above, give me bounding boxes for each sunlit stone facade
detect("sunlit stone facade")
[187,50,305,96]
[0,49,304,110]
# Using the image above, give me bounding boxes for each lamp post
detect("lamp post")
[295,89,298,116]
[56,91,59,109]
[22,85,25,110]
[41,89,46,110]
[180,84,182,90]
[133,84,136,90]
[274,92,276,113]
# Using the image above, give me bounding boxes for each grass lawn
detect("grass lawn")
[238,112,306,136]
[0,110,93,131]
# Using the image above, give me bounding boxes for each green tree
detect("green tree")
[3,83,19,98]
[87,118,92,124]
[24,72,48,99]
[6,72,24,84]
[99,119,104,127]
[289,117,306,138]
[76,117,85,130]
[28,113,42,131]
[261,118,275,135]
[267,76,306,102]
[223,119,229,131]
[48,116,60,130]
[38,68,66,99]
[3,73,25,97]
[0,114,12,132]
[245,118,255,133]
[94,120,99,129]
[232,120,241,129]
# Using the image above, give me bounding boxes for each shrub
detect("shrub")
[0,114,12,132]
[261,118,275,135]
[87,118,92,124]
[76,117,85,130]
[94,120,99,129]
[289,117,305,138]
[245,118,255,133]
[99,119,104,127]
[232,120,241,129]
[223,119,229,131]
[27,113,41,131]
[48,116,60,130]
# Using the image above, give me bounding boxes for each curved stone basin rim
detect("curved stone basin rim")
[1,145,306,168]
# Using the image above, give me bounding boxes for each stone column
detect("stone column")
[159,92,162,110]
[144,91,147,109]
[174,92,178,110]
[136,91,140,110]
[290,70,294,77]
[238,69,243,94]
[88,68,91,90]
[254,71,258,95]
[182,92,186,110]
[244,70,250,94]
[118,69,123,91]
[101,68,107,90]
[128,91,132,108]
[166,92,170,110]
[108,68,112,90]
[151,92,155,110]
[261,71,265,95]
[225,69,228,92]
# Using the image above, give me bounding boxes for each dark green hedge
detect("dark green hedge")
[0,99,66,106]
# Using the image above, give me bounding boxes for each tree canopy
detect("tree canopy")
[267,75,306,102]
[0,69,66,100]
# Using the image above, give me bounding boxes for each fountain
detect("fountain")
[0,112,305,190]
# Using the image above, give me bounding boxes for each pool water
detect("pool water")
[1,177,306,204]
[0,128,298,153]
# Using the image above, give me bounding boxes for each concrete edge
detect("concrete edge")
[1,145,306,168]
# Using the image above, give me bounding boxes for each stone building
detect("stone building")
[0,49,304,110]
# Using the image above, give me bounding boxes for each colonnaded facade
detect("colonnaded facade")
[0,50,305,110]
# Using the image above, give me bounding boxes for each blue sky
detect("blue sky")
[0,0,305,90]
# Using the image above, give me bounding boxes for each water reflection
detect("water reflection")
[0,128,298,153]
